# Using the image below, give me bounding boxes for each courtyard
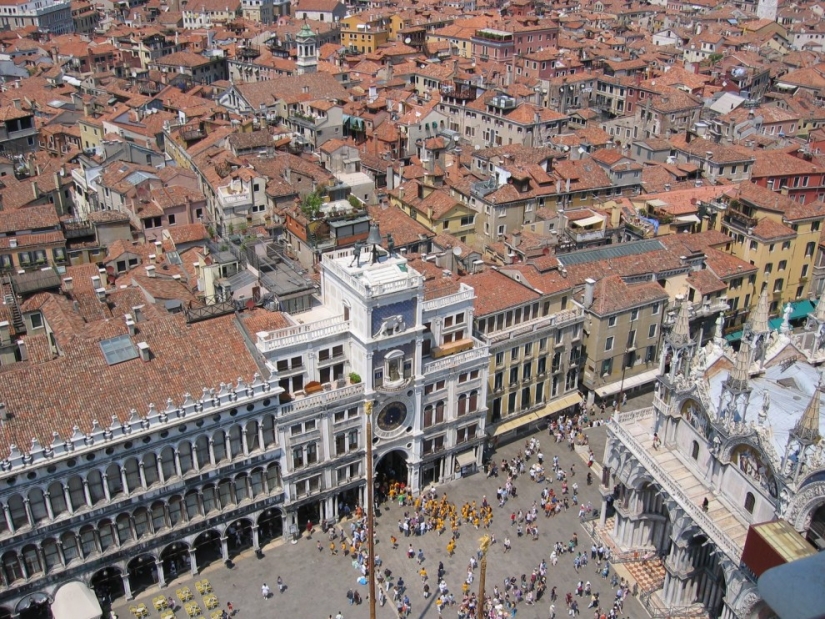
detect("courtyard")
[113,415,648,619]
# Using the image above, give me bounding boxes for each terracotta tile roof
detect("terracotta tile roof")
[166,222,210,246]
[588,275,668,316]
[687,268,727,295]
[238,307,292,334]
[751,217,796,241]
[0,312,262,462]
[461,268,541,316]
[705,247,757,280]
[366,204,435,247]
[0,204,60,233]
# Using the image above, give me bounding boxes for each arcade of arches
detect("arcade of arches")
[610,481,728,617]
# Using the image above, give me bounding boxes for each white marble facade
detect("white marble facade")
[601,291,825,619]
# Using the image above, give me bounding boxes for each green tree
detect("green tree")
[301,191,323,219]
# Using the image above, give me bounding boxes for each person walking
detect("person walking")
[277,576,285,593]
[261,583,271,600]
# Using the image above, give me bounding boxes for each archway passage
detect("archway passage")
[17,596,51,619]
[160,542,191,583]
[193,530,222,570]
[126,555,158,597]
[258,509,284,546]
[90,567,125,608]
[226,519,253,559]
[376,450,408,500]
[806,502,825,549]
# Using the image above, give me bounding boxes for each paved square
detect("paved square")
[114,421,647,619]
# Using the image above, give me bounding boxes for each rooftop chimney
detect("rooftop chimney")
[62,277,73,292]
[98,268,108,287]
[95,287,106,302]
[91,275,101,289]
[137,341,151,362]
[584,277,596,308]
[11,99,20,110]
[132,305,145,323]
[0,321,9,345]
[149,253,156,264]
[125,317,136,336]
[145,265,156,278]
[154,241,163,257]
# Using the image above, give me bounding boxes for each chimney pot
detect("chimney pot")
[137,341,151,362]
[125,317,136,336]
[584,277,596,308]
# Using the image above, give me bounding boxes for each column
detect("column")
[189,549,199,576]
[63,485,74,515]
[220,536,229,561]
[258,422,266,453]
[36,547,48,575]
[138,463,147,488]
[3,505,14,534]
[122,572,134,601]
[209,439,216,467]
[102,475,112,502]
[599,496,608,526]
[55,541,66,567]
[120,467,130,494]
[156,559,166,589]
[43,492,54,521]
[157,457,166,485]
[174,452,183,478]
[226,433,233,462]
[83,481,93,507]
[252,525,260,550]
[241,431,250,456]
[23,499,34,528]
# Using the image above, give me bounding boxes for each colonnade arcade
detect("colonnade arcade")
[605,446,733,618]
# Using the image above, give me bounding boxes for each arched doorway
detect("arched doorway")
[258,509,283,546]
[126,555,158,597]
[226,519,253,559]
[159,542,190,583]
[90,567,125,609]
[806,502,825,549]
[193,530,222,569]
[376,449,408,491]
[16,594,51,619]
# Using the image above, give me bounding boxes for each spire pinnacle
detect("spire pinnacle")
[727,342,752,392]
[750,289,770,335]
[670,298,691,346]
[793,380,823,444]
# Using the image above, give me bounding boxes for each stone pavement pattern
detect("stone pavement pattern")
[114,414,650,619]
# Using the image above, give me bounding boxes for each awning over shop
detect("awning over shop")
[536,393,580,419]
[52,581,102,619]
[455,450,477,468]
[492,393,581,437]
[726,300,817,341]
[493,412,539,437]
[595,367,660,398]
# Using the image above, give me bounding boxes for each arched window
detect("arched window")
[7,494,28,529]
[142,453,159,487]
[744,492,755,514]
[106,463,124,498]
[458,394,467,416]
[160,447,176,480]
[87,469,106,505]
[28,488,48,525]
[691,441,699,460]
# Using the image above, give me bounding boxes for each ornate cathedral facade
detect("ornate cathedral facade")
[600,290,825,619]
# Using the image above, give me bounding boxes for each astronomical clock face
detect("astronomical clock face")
[377,401,407,432]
